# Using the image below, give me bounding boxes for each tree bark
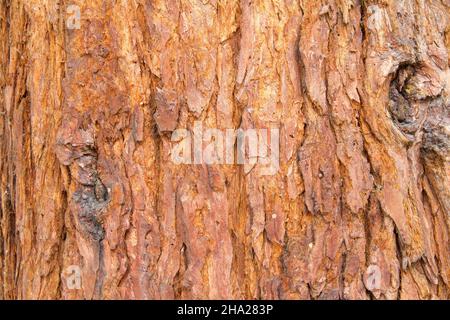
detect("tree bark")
[0,0,449,300]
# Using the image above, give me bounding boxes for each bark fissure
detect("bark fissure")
[0,0,449,300]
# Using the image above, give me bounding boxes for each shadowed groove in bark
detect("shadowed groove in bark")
[0,0,449,300]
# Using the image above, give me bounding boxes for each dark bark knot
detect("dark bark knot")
[56,139,110,241]
[389,64,422,137]
[389,63,447,154]
[72,153,110,241]
[73,181,108,241]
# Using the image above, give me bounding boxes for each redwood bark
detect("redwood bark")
[0,0,449,300]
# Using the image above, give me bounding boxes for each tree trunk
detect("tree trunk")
[1,0,449,300]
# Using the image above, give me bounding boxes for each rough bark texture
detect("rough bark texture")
[1,0,449,300]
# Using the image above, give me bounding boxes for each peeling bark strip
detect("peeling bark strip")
[0,0,449,300]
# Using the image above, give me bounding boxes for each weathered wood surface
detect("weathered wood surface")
[0,0,449,299]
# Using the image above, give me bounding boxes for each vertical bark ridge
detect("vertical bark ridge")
[0,0,449,300]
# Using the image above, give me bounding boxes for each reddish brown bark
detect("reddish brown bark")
[1,0,449,299]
